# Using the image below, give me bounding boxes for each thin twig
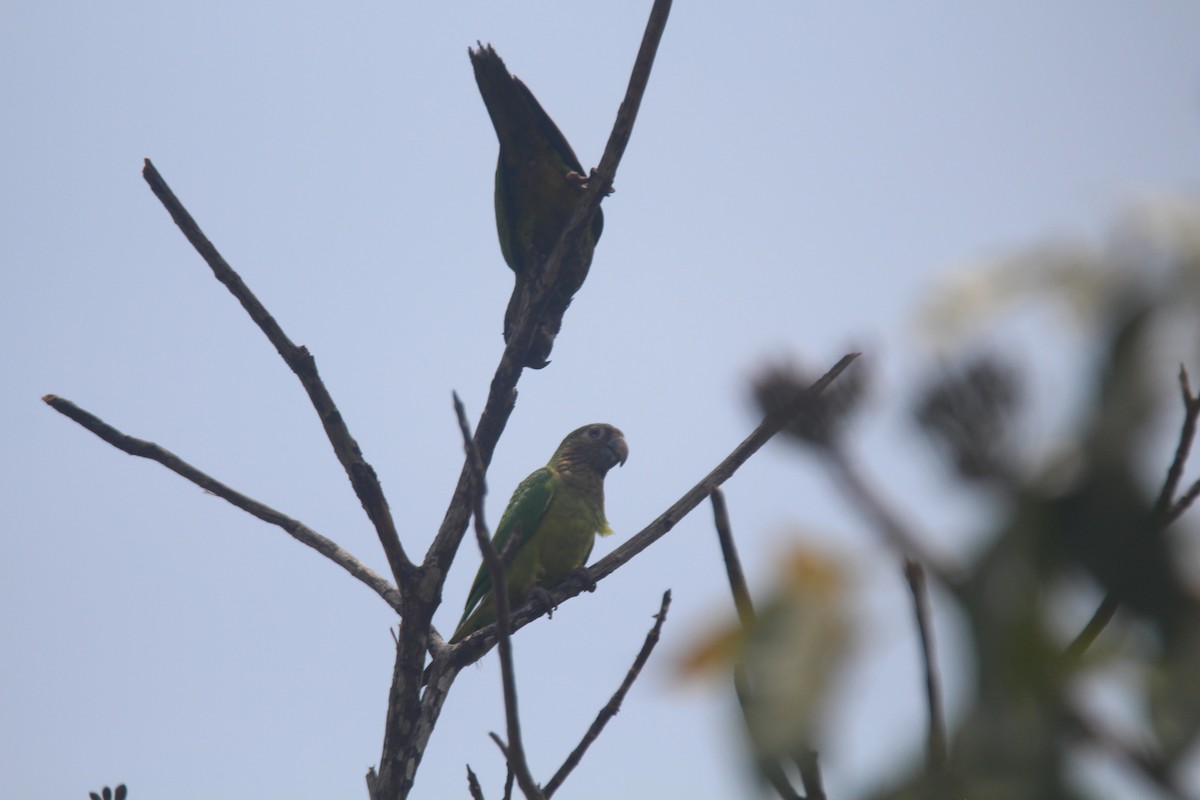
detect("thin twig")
[543,590,672,798]
[1156,366,1200,519]
[454,392,491,544]
[365,767,380,800]
[488,735,543,800]
[797,752,826,800]
[141,159,412,589]
[1064,596,1120,663]
[42,394,401,612]
[1067,365,1200,660]
[1169,480,1200,522]
[904,558,947,775]
[445,354,860,671]
[710,489,755,626]
[454,399,543,800]
[466,765,486,800]
[710,490,806,800]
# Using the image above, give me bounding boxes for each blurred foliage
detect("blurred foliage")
[752,357,867,447]
[705,198,1200,799]
[89,786,126,800]
[681,549,852,768]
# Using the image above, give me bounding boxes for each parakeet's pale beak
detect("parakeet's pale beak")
[608,434,629,467]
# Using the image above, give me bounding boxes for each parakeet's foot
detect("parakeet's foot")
[568,565,598,593]
[564,168,615,195]
[530,586,557,619]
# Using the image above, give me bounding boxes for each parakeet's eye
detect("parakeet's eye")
[587,426,603,438]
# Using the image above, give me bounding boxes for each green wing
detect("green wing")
[456,466,557,631]
[470,44,604,275]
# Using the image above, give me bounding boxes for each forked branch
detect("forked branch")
[141,159,413,590]
[42,394,402,611]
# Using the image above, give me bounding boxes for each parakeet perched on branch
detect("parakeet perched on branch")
[451,423,628,643]
[469,43,605,369]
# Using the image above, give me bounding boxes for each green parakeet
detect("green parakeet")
[451,423,628,643]
[469,43,605,369]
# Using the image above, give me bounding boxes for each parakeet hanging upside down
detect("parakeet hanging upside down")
[451,423,628,643]
[468,43,605,368]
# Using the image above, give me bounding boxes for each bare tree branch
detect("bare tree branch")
[466,766,486,800]
[141,159,412,589]
[1064,596,1119,664]
[454,391,492,557]
[1067,364,1200,661]
[710,490,807,800]
[817,441,949,785]
[1158,366,1200,519]
[454,398,542,800]
[1167,368,1200,522]
[797,753,825,800]
[543,590,672,798]
[710,489,754,627]
[489,734,543,800]
[42,394,402,612]
[366,767,380,800]
[903,558,947,775]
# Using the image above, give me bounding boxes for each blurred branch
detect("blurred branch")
[1064,596,1120,664]
[594,354,861,581]
[710,489,808,800]
[797,753,825,800]
[543,590,672,798]
[1066,365,1200,661]
[903,558,947,775]
[710,489,755,627]
[1066,703,1194,800]
[453,399,542,800]
[816,444,948,779]
[1167,367,1200,523]
[141,159,412,588]
[41,394,402,612]
[820,443,951,579]
[1158,367,1200,519]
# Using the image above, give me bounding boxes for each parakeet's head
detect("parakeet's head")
[554,423,628,475]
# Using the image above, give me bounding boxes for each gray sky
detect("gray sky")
[3,2,1199,798]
